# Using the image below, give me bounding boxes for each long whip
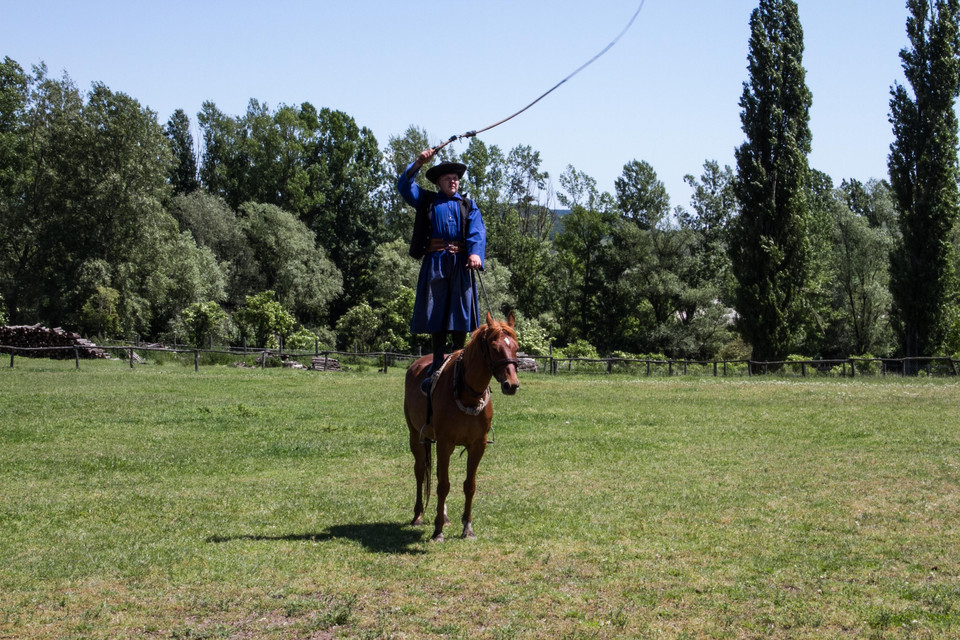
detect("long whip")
[432,0,648,152]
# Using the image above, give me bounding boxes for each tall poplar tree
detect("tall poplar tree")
[730,0,813,366]
[888,0,960,366]
[164,109,199,195]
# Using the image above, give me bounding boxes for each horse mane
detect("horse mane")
[465,317,517,359]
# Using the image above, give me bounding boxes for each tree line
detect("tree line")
[2,0,960,367]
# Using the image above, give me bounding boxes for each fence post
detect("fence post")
[801,362,806,377]
[75,345,80,369]
[130,347,135,369]
[9,350,13,368]
[713,361,718,377]
[607,359,613,374]
[195,350,200,372]
[261,351,267,370]
[723,361,728,377]
[850,359,856,378]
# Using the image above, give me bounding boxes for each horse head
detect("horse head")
[482,311,520,396]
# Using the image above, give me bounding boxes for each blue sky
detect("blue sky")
[3,1,912,209]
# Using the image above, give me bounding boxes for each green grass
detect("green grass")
[2,359,960,638]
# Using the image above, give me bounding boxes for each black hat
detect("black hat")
[425,161,467,185]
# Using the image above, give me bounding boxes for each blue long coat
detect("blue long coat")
[397,162,486,334]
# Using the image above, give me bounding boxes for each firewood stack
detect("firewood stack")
[310,356,342,371]
[0,325,110,359]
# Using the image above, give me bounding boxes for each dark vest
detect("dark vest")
[408,190,473,259]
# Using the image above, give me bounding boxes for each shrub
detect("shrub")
[173,301,231,348]
[285,326,319,351]
[851,353,879,375]
[514,313,552,356]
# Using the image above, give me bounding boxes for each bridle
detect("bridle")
[478,329,519,384]
[453,328,518,413]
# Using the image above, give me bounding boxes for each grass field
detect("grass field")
[1,358,959,639]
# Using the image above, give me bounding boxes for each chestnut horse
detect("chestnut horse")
[404,311,520,541]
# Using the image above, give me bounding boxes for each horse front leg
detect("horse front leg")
[432,440,455,542]
[461,441,486,539]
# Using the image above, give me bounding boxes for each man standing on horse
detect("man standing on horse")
[397,148,486,394]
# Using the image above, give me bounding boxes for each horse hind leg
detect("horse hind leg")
[432,441,454,542]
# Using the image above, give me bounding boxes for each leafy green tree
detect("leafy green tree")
[203,102,386,315]
[175,300,230,348]
[0,62,82,324]
[553,181,615,345]
[731,0,814,366]
[888,0,960,365]
[369,238,420,306]
[167,191,256,307]
[238,202,342,325]
[164,108,199,195]
[505,144,553,241]
[825,185,895,356]
[615,159,670,230]
[336,301,380,351]
[234,290,297,348]
[0,64,180,334]
[79,285,121,338]
[678,160,738,298]
[382,125,434,242]
[377,287,415,352]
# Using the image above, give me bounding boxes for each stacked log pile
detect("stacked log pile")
[0,325,110,359]
[311,356,342,372]
[517,353,539,372]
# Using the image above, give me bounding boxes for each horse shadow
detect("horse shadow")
[206,521,427,555]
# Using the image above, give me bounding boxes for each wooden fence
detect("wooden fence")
[3,342,959,378]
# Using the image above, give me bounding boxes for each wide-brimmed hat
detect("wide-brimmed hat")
[425,161,467,185]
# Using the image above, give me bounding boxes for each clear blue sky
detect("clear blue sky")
[3,0,912,209]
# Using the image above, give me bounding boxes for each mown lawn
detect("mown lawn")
[1,358,959,639]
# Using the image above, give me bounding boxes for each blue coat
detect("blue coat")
[397,162,486,334]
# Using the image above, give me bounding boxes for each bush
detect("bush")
[514,313,552,356]
[851,353,879,375]
[172,301,231,348]
[285,326,319,352]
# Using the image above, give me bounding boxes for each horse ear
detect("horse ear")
[507,310,516,328]
[486,311,494,326]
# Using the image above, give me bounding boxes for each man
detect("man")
[397,147,486,394]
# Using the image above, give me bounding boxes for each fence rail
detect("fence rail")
[3,343,959,378]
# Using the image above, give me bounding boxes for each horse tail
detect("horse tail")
[424,440,433,511]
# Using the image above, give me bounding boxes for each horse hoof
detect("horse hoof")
[411,516,423,526]
[431,533,445,543]
[462,530,476,540]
